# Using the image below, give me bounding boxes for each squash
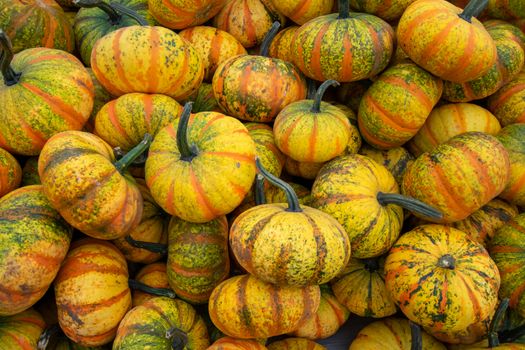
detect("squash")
[38,131,150,240]
[131,263,171,307]
[91,25,203,101]
[113,296,210,349]
[37,323,110,350]
[246,123,285,178]
[311,154,442,258]
[208,274,320,339]
[94,92,183,151]
[0,147,21,198]
[357,61,443,149]
[0,186,71,316]
[179,26,247,82]
[0,0,74,53]
[407,103,501,157]
[496,124,525,206]
[21,157,40,186]
[336,80,372,113]
[358,145,414,186]
[268,26,299,63]
[402,132,510,223]
[208,337,268,349]
[0,32,94,156]
[488,71,525,126]
[486,0,525,20]
[84,68,112,133]
[145,103,257,223]
[182,83,223,114]
[329,103,362,155]
[290,0,395,83]
[269,0,333,25]
[0,308,46,349]
[213,22,307,123]
[385,224,500,332]
[283,157,324,180]
[267,338,325,350]
[397,0,497,83]
[331,257,397,318]
[54,239,131,346]
[349,0,417,21]
[148,0,226,30]
[483,20,525,49]
[230,159,351,286]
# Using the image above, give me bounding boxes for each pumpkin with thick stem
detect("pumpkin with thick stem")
[349,0,417,21]
[488,71,525,126]
[230,159,351,286]
[359,145,414,186]
[0,31,94,156]
[267,338,326,350]
[0,147,21,198]
[269,0,333,25]
[0,308,46,349]
[148,0,226,30]
[208,337,268,349]
[497,124,525,206]
[213,22,307,123]
[132,263,171,307]
[38,131,151,240]
[268,26,299,63]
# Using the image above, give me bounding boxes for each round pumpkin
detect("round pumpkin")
[131,263,171,307]
[148,0,226,29]
[0,147,21,198]
[488,71,525,126]
[0,308,46,349]
[497,124,525,206]
[0,35,94,156]
[208,337,268,350]
[269,0,333,25]
[358,145,414,186]
[0,186,71,316]
[283,157,324,180]
[329,103,362,155]
[246,122,285,178]
[483,20,525,49]
[54,239,131,346]
[84,68,112,133]
[385,224,500,332]
[426,311,493,346]
[349,0,417,21]
[182,83,223,113]
[268,26,299,63]
[267,338,325,350]
[21,157,40,186]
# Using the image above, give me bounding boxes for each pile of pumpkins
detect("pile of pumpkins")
[1,0,525,348]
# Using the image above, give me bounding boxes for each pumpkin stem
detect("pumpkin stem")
[177,102,199,162]
[259,21,281,57]
[128,279,177,298]
[363,257,380,272]
[0,30,21,86]
[114,133,152,173]
[125,234,167,255]
[458,0,489,23]
[306,78,318,99]
[113,146,148,165]
[37,324,60,350]
[488,298,510,347]
[410,321,423,350]
[73,0,121,24]
[255,174,267,205]
[311,80,340,113]
[338,0,350,19]
[256,157,302,212]
[437,254,456,269]
[376,192,443,220]
[166,327,188,350]
[109,2,149,26]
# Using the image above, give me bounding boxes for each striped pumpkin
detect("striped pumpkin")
[21,157,40,186]
[349,0,417,21]
[183,82,224,113]
[0,43,94,156]
[132,263,170,307]
[208,337,268,349]
[38,131,147,240]
[0,308,46,349]
[0,0,74,53]
[270,0,333,25]
[407,103,501,157]
[84,68,112,133]
[54,239,131,346]
[426,312,493,346]
[208,274,321,339]
[268,26,299,63]
[113,296,210,349]
[359,145,414,186]
[402,132,510,223]
[284,157,324,180]
[488,71,525,126]
[148,0,226,29]
[486,0,525,20]
[484,20,525,49]
[145,106,257,223]
[385,225,500,332]
[0,186,71,316]
[213,0,286,48]
[267,338,326,350]
[329,103,362,155]
[94,93,183,151]
[91,25,204,101]
[179,26,247,82]
[290,2,395,83]
[336,80,372,113]
[497,124,525,206]
[357,61,443,149]
[246,123,285,178]
[331,257,397,318]
[0,148,21,198]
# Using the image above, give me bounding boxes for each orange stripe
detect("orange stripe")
[189,167,217,220]
[238,64,253,117]
[243,0,257,45]
[43,10,58,48]
[507,173,525,196]
[204,151,255,164]
[357,118,394,148]
[420,17,457,69]
[23,252,64,271]
[209,29,223,70]
[490,83,525,111]
[107,101,134,146]
[310,22,331,79]
[363,94,418,132]
[340,30,353,80]
[446,24,477,79]
[15,112,48,150]
[112,30,134,92]
[3,331,33,350]
[170,45,191,94]
[458,142,496,202]
[291,0,314,22]
[90,48,125,96]
[28,54,74,65]
[400,8,445,58]
[147,27,160,92]
[142,94,154,128]
[307,114,318,162]
[381,75,434,114]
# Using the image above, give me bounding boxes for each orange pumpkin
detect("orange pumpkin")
[268,26,299,63]
[0,148,21,198]
[488,71,525,126]
[497,124,525,206]
[270,0,334,25]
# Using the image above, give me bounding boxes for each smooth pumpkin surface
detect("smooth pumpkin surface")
[0,308,46,349]
[0,148,21,198]
[359,145,414,186]
[270,0,333,24]
[132,263,171,307]
[349,0,417,21]
[267,338,326,350]
[268,26,299,63]
[497,123,525,206]
[208,337,268,349]
[148,0,227,29]
[488,71,525,126]
[0,186,71,316]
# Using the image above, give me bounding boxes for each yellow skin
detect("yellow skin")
[498,125,525,206]
[267,338,326,350]
[91,26,204,101]
[0,309,46,350]
[284,157,324,180]
[329,103,362,154]
[148,0,227,29]
[54,239,131,347]
[426,310,493,345]
[488,71,525,126]
[208,337,269,349]
[350,0,417,21]
[246,123,285,178]
[0,148,21,198]
[359,145,414,186]
[209,274,320,339]
[270,0,333,25]
[132,263,170,307]
[269,26,299,63]
[385,225,500,332]
[84,68,111,133]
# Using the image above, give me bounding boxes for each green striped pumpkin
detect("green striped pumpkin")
[497,124,525,206]
[488,71,525,126]
[358,145,414,186]
[0,308,46,349]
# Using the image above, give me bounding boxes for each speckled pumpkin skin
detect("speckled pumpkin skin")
[331,258,397,318]
[208,337,268,350]
[357,62,443,149]
[54,239,131,347]
[84,68,112,133]
[179,26,247,82]
[497,124,525,206]
[0,48,94,156]
[311,154,403,259]
[349,318,446,350]
[213,55,307,123]
[336,80,372,113]
[488,71,525,126]
[271,0,333,25]
[484,20,525,49]
[426,311,493,346]
[267,338,325,350]
[329,103,362,155]
[0,0,74,53]
[183,83,224,113]
[385,225,500,332]
[94,93,183,151]
[0,308,46,349]
[268,26,299,63]
[91,25,204,101]
[402,132,510,223]
[397,0,497,83]
[284,157,324,180]
[148,0,226,29]
[113,296,210,349]
[208,274,320,339]
[0,148,21,198]
[213,0,286,48]
[145,112,256,223]
[132,263,170,307]
[407,103,502,157]
[487,0,525,20]
[0,186,71,316]
[38,131,143,240]
[290,12,394,83]
[246,123,285,177]
[359,145,414,186]
[349,0,417,21]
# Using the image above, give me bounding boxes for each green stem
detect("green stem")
[110,2,149,26]
[306,78,317,99]
[113,146,148,165]
[114,133,152,173]
[259,21,281,57]
[458,0,488,23]
[125,235,167,255]
[128,279,177,299]
[166,327,188,350]
[255,174,267,205]
[73,0,121,24]
[410,321,422,350]
[376,192,443,220]
[0,30,20,86]
[489,298,510,347]
[256,157,302,212]
[437,254,456,269]
[311,80,340,113]
[338,0,350,19]
[37,324,61,350]
[177,102,198,162]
